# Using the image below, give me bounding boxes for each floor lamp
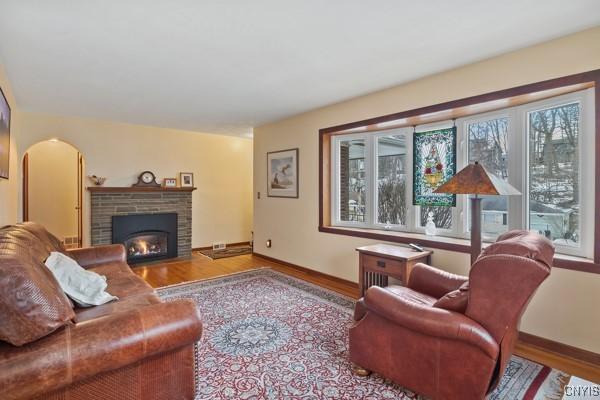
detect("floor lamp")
[434,161,521,264]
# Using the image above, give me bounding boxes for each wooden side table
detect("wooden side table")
[356,244,432,297]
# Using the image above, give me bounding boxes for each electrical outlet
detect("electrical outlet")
[212,242,226,250]
[266,239,272,248]
[257,192,261,199]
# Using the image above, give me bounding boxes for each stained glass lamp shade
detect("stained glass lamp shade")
[434,161,520,263]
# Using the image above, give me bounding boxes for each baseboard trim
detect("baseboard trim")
[518,332,600,366]
[254,251,599,367]
[252,252,359,291]
[193,241,251,252]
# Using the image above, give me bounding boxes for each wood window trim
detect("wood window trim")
[319,69,600,274]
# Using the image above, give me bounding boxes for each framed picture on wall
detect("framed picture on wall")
[267,148,299,198]
[180,172,194,187]
[0,86,11,180]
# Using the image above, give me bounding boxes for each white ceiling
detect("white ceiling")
[0,1,599,137]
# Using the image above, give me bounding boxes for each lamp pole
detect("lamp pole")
[433,160,520,265]
[470,193,482,265]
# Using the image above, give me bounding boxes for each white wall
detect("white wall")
[2,56,254,248]
[27,140,79,240]
[253,27,600,353]
[16,111,253,248]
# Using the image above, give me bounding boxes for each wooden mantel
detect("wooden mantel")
[87,186,197,193]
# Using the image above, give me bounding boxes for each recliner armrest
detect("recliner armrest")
[67,244,127,268]
[0,300,202,400]
[364,286,498,359]
[407,263,468,298]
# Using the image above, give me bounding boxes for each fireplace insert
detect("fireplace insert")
[112,213,177,264]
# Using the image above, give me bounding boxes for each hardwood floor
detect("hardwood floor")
[134,253,600,384]
[134,253,358,298]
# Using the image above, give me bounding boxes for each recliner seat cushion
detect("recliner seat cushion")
[383,285,437,306]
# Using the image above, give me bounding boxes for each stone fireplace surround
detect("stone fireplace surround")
[89,187,195,258]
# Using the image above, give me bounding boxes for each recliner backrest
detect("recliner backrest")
[465,230,553,344]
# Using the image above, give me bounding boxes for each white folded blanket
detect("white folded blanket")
[45,251,118,307]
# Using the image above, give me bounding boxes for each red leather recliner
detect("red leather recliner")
[349,230,554,400]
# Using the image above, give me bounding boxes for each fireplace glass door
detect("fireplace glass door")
[124,231,168,261]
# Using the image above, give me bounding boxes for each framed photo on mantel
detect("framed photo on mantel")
[180,172,194,187]
[267,148,299,198]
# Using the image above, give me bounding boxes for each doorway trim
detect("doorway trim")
[22,141,85,247]
[22,152,29,221]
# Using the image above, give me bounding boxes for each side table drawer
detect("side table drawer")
[357,244,432,297]
[361,255,406,280]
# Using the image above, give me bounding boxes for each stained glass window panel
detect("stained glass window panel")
[413,127,456,206]
[377,134,407,225]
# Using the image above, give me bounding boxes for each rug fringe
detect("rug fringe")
[537,370,571,400]
[157,267,358,303]
[155,267,272,290]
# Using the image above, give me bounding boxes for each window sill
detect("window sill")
[318,225,599,274]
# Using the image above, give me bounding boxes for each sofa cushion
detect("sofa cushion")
[88,262,154,299]
[18,222,67,254]
[70,259,157,323]
[88,260,134,277]
[0,227,75,346]
[75,292,161,322]
[433,281,469,313]
[1,226,53,265]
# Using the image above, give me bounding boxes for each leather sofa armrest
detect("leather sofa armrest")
[364,286,498,359]
[407,263,468,298]
[67,244,126,268]
[0,300,202,400]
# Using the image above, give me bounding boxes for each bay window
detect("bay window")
[330,88,594,258]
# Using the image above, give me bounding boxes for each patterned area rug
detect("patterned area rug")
[157,268,569,399]
[196,245,252,259]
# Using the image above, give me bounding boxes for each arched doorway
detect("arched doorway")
[22,139,84,248]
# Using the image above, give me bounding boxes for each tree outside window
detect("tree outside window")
[528,102,580,246]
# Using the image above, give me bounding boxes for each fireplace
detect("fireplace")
[112,213,178,264]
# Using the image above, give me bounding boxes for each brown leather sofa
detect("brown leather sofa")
[349,230,554,400]
[0,222,203,400]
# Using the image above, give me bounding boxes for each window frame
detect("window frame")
[519,89,595,258]
[329,88,595,259]
[319,69,600,273]
[372,128,413,231]
[331,132,370,228]
[460,109,517,241]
